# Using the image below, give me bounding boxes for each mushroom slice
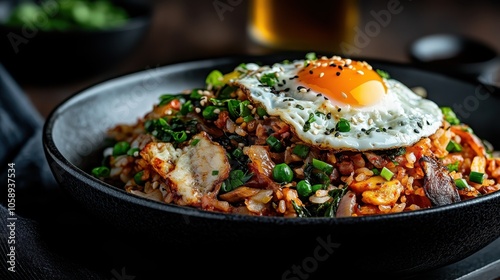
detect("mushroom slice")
[420,155,460,206]
[166,132,230,206]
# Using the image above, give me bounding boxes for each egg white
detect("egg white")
[231,60,443,151]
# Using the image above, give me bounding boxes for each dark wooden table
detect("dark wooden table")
[16,0,500,118]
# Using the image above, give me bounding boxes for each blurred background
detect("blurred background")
[1,0,499,118]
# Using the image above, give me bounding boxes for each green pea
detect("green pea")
[113,141,130,156]
[134,171,145,185]
[272,163,293,183]
[297,180,312,197]
[91,166,110,178]
[127,147,140,157]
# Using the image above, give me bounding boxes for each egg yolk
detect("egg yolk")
[298,58,387,107]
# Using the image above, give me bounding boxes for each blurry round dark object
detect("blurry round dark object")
[409,33,499,81]
[0,0,152,84]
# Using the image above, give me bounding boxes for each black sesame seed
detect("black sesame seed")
[337,108,341,112]
[338,65,343,70]
[326,113,331,119]
[316,93,322,97]
[309,70,313,74]
[414,129,420,133]
[388,126,393,129]
[426,120,430,125]
[335,132,340,137]
[329,64,336,67]
[282,79,286,84]
[336,72,340,76]
[376,129,381,132]
[382,128,387,132]
[325,130,331,135]
[361,128,366,132]
[284,88,290,92]
[278,83,284,87]
[417,122,423,128]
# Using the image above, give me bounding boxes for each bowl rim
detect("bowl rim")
[42,53,500,225]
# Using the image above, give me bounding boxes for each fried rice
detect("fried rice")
[90,56,500,218]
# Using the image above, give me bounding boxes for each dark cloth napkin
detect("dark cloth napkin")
[1,62,500,280]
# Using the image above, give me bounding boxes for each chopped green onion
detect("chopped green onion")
[312,158,333,175]
[190,138,200,146]
[266,135,284,152]
[375,69,390,79]
[447,161,459,172]
[205,70,224,87]
[336,118,351,132]
[372,168,380,175]
[180,100,193,115]
[441,107,460,125]
[219,85,236,99]
[172,131,187,143]
[232,148,243,158]
[202,106,219,120]
[113,141,130,156]
[305,52,317,61]
[311,184,323,192]
[91,166,110,178]
[256,107,267,117]
[469,171,485,184]
[212,170,219,176]
[227,99,240,119]
[126,147,140,157]
[303,113,316,132]
[189,89,203,99]
[446,140,463,153]
[134,171,145,185]
[380,167,394,181]
[455,178,469,190]
[260,73,278,87]
[223,170,253,192]
[292,144,310,159]
[243,115,254,123]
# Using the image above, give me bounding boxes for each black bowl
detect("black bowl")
[43,53,500,279]
[409,33,499,83]
[0,0,152,84]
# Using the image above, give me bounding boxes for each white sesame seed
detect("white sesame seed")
[357,70,364,75]
[345,59,352,65]
[299,88,308,93]
[341,92,348,99]
[311,128,319,135]
[319,72,325,78]
[214,108,221,114]
[195,107,201,113]
[368,118,374,125]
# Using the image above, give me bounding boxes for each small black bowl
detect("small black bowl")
[43,53,500,279]
[409,33,499,82]
[0,0,152,84]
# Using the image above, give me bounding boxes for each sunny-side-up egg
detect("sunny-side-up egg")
[231,55,443,151]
